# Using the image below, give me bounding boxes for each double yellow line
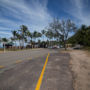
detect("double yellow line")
[35,53,50,90]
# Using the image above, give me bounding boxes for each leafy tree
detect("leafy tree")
[49,18,76,50]
[68,25,90,47]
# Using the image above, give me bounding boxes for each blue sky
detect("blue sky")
[0,0,90,38]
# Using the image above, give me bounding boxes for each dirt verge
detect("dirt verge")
[69,50,90,90]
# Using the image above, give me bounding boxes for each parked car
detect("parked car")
[53,45,60,49]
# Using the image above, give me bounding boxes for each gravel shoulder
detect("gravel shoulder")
[68,50,90,90]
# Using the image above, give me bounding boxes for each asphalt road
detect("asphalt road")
[0,48,55,67]
[0,49,73,90]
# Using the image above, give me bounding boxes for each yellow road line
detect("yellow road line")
[16,60,22,64]
[35,53,50,90]
[0,65,5,69]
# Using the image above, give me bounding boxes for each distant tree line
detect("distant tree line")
[3,18,90,50]
[11,25,43,48]
[68,25,90,47]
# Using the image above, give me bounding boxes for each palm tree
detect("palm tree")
[30,33,33,43]
[38,39,41,47]
[15,33,22,48]
[33,31,38,42]
[37,32,42,40]
[26,30,31,42]
[19,25,28,47]
[11,30,17,46]
[45,30,53,47]
[41,30,46,41]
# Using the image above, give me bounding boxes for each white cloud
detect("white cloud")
[0,27,11,31]
[65,0,90,26]
[0,31,11,35]
[0,31,12,38]
[0,0,52,37]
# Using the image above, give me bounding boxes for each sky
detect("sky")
[0,0,90,38]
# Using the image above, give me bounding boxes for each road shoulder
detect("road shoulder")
[69,50,90,90]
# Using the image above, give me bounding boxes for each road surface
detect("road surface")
[0,49,73,90]
[0,49,55,71]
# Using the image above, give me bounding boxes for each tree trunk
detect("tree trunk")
[19,40,21,49]
[22,39,24,48]
[15,40,16,50]
[43,36,44,41]
[64,40,67,50]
